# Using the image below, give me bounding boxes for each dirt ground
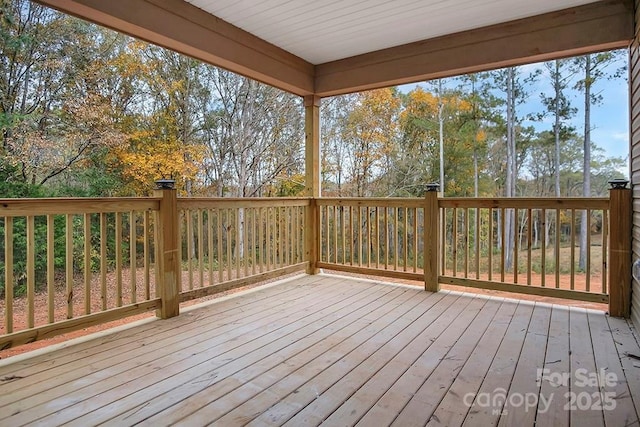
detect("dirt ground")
[0,268,607,361]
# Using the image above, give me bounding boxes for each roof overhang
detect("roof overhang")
[34,0,634,97]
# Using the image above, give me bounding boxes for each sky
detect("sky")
[520,54,629,166]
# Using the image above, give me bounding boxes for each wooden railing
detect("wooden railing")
[0,192,310,350]
[317,190,631,312]
[439,198,610,303]
[0,185,631,350]
[0,198,161,349]
[316,198,426,282]
[177,198,310,302]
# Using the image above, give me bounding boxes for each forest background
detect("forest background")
[0,0,629,202]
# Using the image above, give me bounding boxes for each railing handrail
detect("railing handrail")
[317,196,610,210]
[439,197,609,209]
[316,197,424,208]
[177,197,311,209]
[0,197,161,217]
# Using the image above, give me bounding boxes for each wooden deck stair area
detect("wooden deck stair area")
[0,274,639,426]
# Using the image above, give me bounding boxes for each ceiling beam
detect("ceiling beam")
[34,0,315,96]
[315,0,634,97]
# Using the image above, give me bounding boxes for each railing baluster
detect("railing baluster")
[65,215,73,319]
[527,209,532,286]
[384,207,389,270]
[291,207,295,264]
[513,209,519,284]
[287,206,292,266]
[47,215,55,324]
[228,208,234,279]
[252,208,257,274]
[245,208,250,273]
[349,206,354,266]
[394,208,399,271]
[27,215,35,328]
[332,206,337,264]
[283,207,288,267]
[356,206,362,266]
[413,208,418,273]
[402,207,407,272]
[278,207,283,267]
[266,207,272,271]
[452,207,458,277]
[500,207,505,283]
[257,207,263,273]
[555,208,561,289]
[100,213,107,310]
[198,209,205,287]
[4,217,13,333]
[115,212,122,306]
[473,208,480,279]
[177,210,183,292]
[570,209,576,291]
[541,209,546,287]
[368,207,372,268]
[208,209,214,287]
[144,211,150,300]
[488,208,493,281]
[292,206,297,264]
[275,206,279,268]
[217,209,224,281]
[586,210,592,292]
[602,208,608,294]
[464,208,469,278]
[237,207,242,277]
[338,205,342,264]
[131,211,137,302]
[300,206,305,263]
[324,205,329,263]
[186,210,193,290]
[84,213,93,314]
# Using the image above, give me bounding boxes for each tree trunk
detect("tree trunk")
[547,60,562,251]
[504,68,516,270]
[579,55,592,270]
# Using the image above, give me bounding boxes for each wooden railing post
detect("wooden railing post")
[305,199,320,274]
[304,95,321,275]
[608,179,632,317]
[424,184,440,292]
[154,179,180,319]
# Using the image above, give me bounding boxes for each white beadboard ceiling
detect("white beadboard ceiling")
[185,0,601,64]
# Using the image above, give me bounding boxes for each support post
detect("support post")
[304,95,321,274]
[424,183,440,292]
[154,179,180,319]
[608,179,631,317]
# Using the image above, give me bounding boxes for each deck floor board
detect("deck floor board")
[0,273,637,427]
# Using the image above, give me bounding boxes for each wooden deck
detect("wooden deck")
[0,274,639,426]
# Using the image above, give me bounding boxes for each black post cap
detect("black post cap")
[155,179,176,190]
[426,183,440,192]
[608,178,629,190]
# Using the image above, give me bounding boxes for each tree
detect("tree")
[491,67,535,268]
[341,88,400,196]
[457,73,500,197]
[573,51,626,270]
[200,68,303,197]
[540,59,577,197]
[0,2,126,190]
[397,87,440,196]
[321,94,355,196]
